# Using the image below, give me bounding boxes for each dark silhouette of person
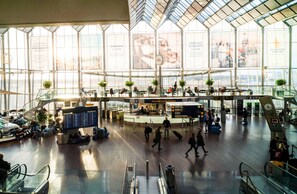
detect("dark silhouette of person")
[242,108,248,125]
[173,81,177,93]
[152,126,162,150]
[185,133,198,158]
[195,130,208,154]
[269,136,280,160]
[163,117,171,139]
[144,122,152,142]
[0,153,11,191]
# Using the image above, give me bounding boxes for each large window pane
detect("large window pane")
[56,26,78,71]
[31,27,53,71]
[106,25,129,71]
[80,25,103,70]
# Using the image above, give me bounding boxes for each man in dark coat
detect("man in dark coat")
[0,153,11,190]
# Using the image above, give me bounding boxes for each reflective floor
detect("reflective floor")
[1,115,297,194]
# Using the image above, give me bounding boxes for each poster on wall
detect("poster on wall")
[158,33,181,69]
[211,31,234,68]
[266,30,288,68]
[132,34,155,69]
[237,31,260,68]
[184,32,206,69]
[132,33,181,69]
[106,34,126,70]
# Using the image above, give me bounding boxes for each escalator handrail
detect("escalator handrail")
[12,164,50,182]
[24,164,50,181]
[239,161,290,194]
[3,163,27,181]
[158,163,170,193]
[22,89,54,111]
[264,161,297,179]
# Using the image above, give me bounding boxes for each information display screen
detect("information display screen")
[167,102,204,118]
[62,106,98,130]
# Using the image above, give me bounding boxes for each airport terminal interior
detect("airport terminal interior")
[1,0,297,193]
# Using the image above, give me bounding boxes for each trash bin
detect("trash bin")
[165,165,175,190]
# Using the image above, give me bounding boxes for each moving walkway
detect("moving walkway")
[0,163,50,194]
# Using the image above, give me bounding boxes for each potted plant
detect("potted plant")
[275,79,286,96]
[43,80,52,89]
[205,79,214,95]
[205,79,214,86]
[152,79,158,86]
[125,80,134,97]
[98,80,107,96]
[151,79,158,94]
[36,108,48,124]
[98,80,107,88]
[275,79,286,86]
[179,80,186,96]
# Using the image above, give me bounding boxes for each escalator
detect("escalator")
[264,161,297,193]
[122,161,176,194]
[0,163,50,194]
[239,162,292,194]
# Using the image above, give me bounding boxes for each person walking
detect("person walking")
[0,153,11,191]
[196,130,208,154]
[163,117,171,139]
[185,133,198,158]
[242,108,248,125]
[144,122,152,142]
[152,126,162,150]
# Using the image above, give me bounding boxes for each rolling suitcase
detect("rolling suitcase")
[172,130,182,141]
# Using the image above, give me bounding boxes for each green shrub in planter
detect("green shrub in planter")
[275,79,286,86]
[179,80,186,87]
[152,80,158,86]
[205,79,214,86]
[43,80,52,89]
[98,81,107,88]
[125,81,134,87]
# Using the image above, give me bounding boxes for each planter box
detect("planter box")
[276,90,284,97]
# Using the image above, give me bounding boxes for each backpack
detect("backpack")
[188,137,195,145]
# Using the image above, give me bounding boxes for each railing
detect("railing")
[130,163,138,194]
[158,163,169,194]
[8,164,27,181]
[22,89,56,118]
[149,119,154,129]
[181,118,189,129]
[23,164,50,189]
[264,161,297,193]
[239,161,291,194]
[1,164,50,193]
[121,161,128,194]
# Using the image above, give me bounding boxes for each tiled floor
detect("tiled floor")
[1,115,297,193]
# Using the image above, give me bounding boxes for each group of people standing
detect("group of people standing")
[185,130,208,158]
[269,136,290,162]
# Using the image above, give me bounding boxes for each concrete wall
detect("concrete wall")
[0,0,129,27]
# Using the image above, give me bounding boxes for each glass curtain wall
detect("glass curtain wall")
[80,25,103,91]
[0,20,295,111]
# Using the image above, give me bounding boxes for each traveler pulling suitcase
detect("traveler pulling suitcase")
[171,130,182,141]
